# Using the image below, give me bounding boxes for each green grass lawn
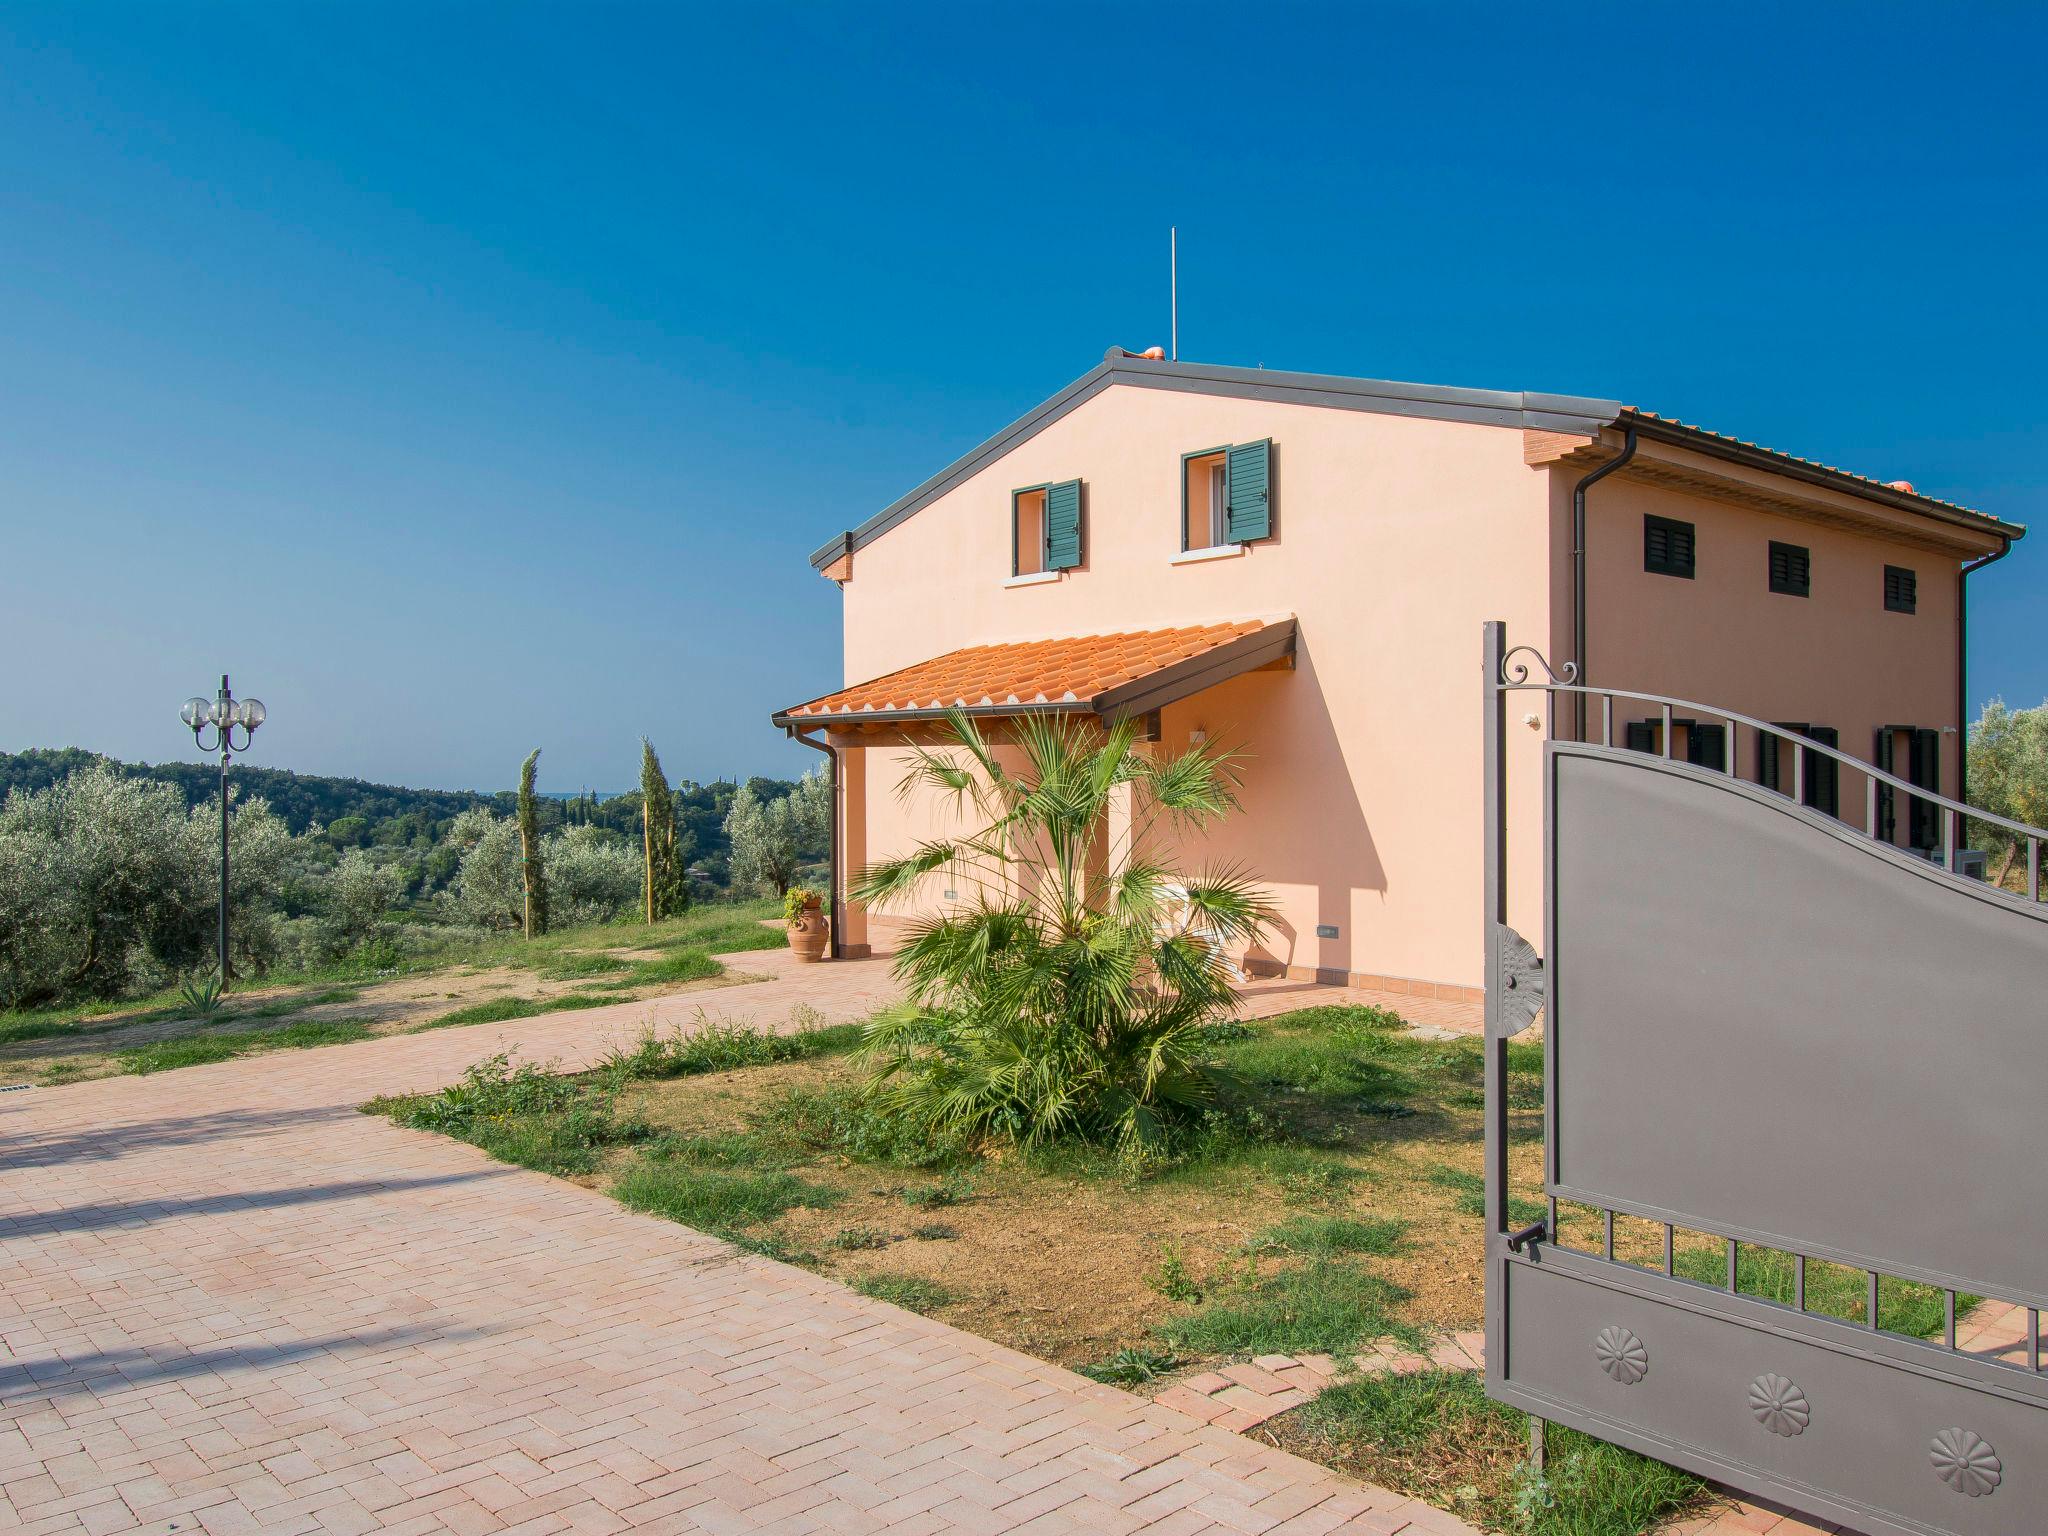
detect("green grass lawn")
[1276,1369,1703,1536]
[4,899,783,1083]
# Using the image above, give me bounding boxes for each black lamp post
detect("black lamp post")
[180,675,265,989]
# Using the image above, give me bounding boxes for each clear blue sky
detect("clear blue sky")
[3,3,2042,792]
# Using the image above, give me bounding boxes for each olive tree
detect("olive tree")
[1967,698,2048,887]
[725,766,830,897]
[324,849,405,950]
[0,764,291,1007]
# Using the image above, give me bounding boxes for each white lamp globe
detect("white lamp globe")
[236,698,266,730]
[181,697,211,730]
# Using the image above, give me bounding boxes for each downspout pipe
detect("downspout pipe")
[1957,535,2014,811]
[787,726,841,960]
[1571,425,1638,739]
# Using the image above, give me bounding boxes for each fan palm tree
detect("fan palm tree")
[850,709,1271,1153]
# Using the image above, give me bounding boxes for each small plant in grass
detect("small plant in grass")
[177,969,225,1018]
[612,1159,838,1240]
[756,1082,970,1170]
[829,1225,893,1251]
[380,1051,650,1174]
[600,1018,864,1081]
[119,1019,376,1075]
[1254,1215,1407,1258]
[901,1173,974,1208]
[1161,1259,1416,1357]
[908,1222,957,1241]
[413,991,621,1031]
[1078,1347,1182,1386]
[853,1272,955,1314]
[1146,1243,1204,1304]
[608,948,722,989]
[536,952,632,981]
[1429,1165,1548,1227]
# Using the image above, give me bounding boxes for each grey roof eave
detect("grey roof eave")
[808,354,2022,570]
[809,355,1619,569]
[1615,411,2025,545]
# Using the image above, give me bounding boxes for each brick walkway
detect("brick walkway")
[0,947,1480,1536]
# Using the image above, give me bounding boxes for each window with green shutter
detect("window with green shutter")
[1010,480,1083,576]
[1044,479,1082,569]
[1225,439,1272,543]
[1178,440,1274,552]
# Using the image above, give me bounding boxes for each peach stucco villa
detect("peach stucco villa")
[773,349,2023,999]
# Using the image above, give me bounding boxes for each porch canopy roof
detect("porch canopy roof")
[772,617,1296,731]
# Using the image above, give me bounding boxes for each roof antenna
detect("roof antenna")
[1170,226,1178,361]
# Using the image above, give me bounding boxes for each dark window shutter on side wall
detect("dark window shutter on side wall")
[1802,727,1840,818]
[1044,480,1083,570]
[1644,515,1696,578]
[1225,439,1271,543]
[1625,721,1656,754]
[1687,723,1727,771]
[1908,727,1940,848]
[1875,729,1897,841]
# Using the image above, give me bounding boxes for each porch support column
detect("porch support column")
[836,740,872,958]
[1104,775,1138,897]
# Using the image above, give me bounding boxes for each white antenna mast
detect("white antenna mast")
[1170,226,1178,361]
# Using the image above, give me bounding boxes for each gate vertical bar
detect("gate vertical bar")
[1481,621,1511,1398]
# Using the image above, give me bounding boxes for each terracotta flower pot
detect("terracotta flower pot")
[786,899,829,963]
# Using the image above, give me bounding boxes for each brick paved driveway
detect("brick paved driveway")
[1,949,1475,1536]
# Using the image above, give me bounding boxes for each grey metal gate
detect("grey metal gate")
[1481,621,2048,1536]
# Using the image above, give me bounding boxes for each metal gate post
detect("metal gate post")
[1481,620,1510,1385]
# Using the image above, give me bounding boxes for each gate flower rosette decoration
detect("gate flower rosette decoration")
[1747,1373,1810,1437]
[1593,1325,1648,1385]
[1929,1428,2001,1497]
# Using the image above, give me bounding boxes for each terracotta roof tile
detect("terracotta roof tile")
[778,620,1279,721]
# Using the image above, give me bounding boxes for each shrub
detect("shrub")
[851,711,1271,1155]
[852,1272,955,1314]
[1078,1347,1181,1385]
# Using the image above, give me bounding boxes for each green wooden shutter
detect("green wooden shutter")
[1908,727,1940,848]
[1874,728,1896,841]
[1687,722,1727,772]
[1044,480,1082,570]
[1625,721,1656,754]
[1804,726,1840,817]
[1225,439,1271,542]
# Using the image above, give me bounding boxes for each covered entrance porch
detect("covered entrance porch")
[771,617,1300,964]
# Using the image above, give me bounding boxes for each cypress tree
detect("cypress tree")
[641,738,687,921]
[518,748,549,938]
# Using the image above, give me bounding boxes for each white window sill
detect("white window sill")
[1170,543,1247,566]
[1003,570,1063,588]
